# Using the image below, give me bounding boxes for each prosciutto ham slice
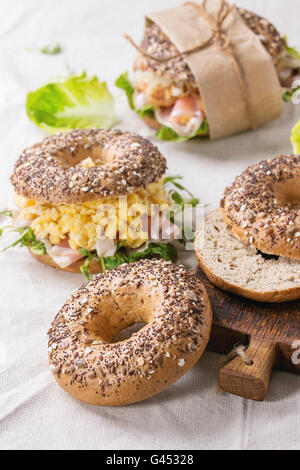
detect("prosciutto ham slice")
[156,96,204,137]
[48,239,84,269]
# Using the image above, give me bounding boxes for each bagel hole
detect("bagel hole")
[57,145,116,167]
[274,185,300,210]
[87,317,148,344]
[256,250,279,261]
[112,322,147,343]
[84,292,153,344]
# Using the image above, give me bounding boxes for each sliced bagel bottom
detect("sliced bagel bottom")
[195,209,300,303]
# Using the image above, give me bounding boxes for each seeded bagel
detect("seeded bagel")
[222,155,300,261]
[195,209,300,303]
[11,128,167,205]
[48,259,212,406]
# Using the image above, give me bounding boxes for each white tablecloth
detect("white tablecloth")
[0,0,300,450]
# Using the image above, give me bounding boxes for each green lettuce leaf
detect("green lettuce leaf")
[291,119,300,153]
[27,71,116,134]
[115,72,135,109]
[79,241,178,280]
[155,120,209,142]
[115,72,155,118]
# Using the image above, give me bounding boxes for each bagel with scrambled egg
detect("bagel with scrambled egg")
[9,128,179,277]
[48,259,212,406]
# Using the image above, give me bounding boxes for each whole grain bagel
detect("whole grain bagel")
[222,155,300,261]
[48,259,212,406]
[11,128,167,205]
[195,209,300,303]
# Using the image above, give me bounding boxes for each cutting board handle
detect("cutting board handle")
[218,337,278,401]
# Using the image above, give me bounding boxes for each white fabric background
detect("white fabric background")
[0,0,300,450]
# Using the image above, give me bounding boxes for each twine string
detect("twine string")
[124,0,234,62]
[221,344,253,367]
[124,0,256,129]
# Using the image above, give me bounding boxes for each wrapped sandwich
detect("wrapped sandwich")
[116,0,300,141]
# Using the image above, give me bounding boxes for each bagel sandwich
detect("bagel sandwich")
[2,129,198,278]
[116,7,300,141]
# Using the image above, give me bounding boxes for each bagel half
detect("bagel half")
[195,209,300,303]
[222,154,300,261]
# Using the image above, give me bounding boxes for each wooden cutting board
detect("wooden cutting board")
[196,268,300,401]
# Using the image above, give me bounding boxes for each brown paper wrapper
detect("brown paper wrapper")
[146,0,283,140]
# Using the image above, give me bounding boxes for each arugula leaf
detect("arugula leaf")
[101,250,129,271]
[170,190,185,208]
[128,242,177,263]
[163,175,183,186]
[101,241,177,271]
[155,120,209,142]
[163,176,199,207]
[27,71,116,134]
[0,210,13,218]
[1,227,46,255]
[78,248,91,258]
[78,248,100,280]
[283,86,300,102]
[79,241,178,279]
[80,257,92,280]
[284,36,300,60]
[0,225,14,237]
[282,37,300,104]
[115,72,155,118]
[163,175,200,244]
[41,43,62,55]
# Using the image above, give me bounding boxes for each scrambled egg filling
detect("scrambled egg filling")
[15,176,170,251]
